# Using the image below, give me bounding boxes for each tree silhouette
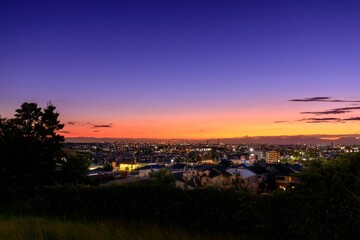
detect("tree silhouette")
[61,155,91,184]
[297,153,360,200]
[0,102,65,186]
[149,169,176,187]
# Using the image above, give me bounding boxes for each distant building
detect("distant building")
[266,151,280,163]
[253,150,265,161]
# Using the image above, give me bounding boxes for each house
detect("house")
[226,167,257,191]
[129,164,165,177]
[204,167,232,188]
[266,163,297,190]
[182,163,232,189]
[247,165,269,183]
[246,165,270,192]
[172,171,195,189]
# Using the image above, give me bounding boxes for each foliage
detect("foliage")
[293,153,360,238]
[0,215,261,240]
[297,153,360,199]
[102,163,113,171]
[149,169,176,187]
[61,155,91,184]
[0,178,359,240]
[0,102,91,186]
[0,102,64,186]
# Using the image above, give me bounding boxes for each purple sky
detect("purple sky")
[1,0,360,139]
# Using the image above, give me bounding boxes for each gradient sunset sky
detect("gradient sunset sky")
[1,0,360,139]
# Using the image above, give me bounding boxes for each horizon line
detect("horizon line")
[64,133,360,139]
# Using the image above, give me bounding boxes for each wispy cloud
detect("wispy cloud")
[333,106,360,111]
[313,118,341,121]
[59,130,70,133]
[300,110,349,115]
[66,121,88,126]
[299,117,360,123]
[289,97,331,102]
[93,124,112,128]
[300,106,360,115]
[344,117,360,121]
[65,121,113,128]
[274,121,288,123]
[287,97,360,123]
[301,117,342,123]
[289,97,360,103]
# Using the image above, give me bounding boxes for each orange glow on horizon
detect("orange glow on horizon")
[59,102,360,139]
[61,118,359,139]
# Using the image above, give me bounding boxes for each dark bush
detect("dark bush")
[0,184,358,240]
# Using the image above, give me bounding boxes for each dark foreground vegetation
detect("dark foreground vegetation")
[1,168,359,240]
[0,215,261,240]
[1,103,360,239]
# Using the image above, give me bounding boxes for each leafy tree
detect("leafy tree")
[294,153,360,239]
[149,169,176,188]
[0,102,64,186]
[61,155,91,184]
[297,153,360,200]
[103,162,113,171]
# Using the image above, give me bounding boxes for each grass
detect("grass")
[0,215,265,240]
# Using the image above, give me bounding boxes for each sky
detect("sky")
[1,0,360,139]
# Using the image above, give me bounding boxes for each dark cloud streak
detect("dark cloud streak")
[64,121,113,128]
[59,130,70,133]
[299,116,360,123]
[274,121,287,123]
[289,97,331,102]
[289,97,360,103]
[299,117,342,123]
[344,117,360,121]
[93,124,112,128]
[306,118,341,121]
[300,110,350,115]
[300,106,360,115]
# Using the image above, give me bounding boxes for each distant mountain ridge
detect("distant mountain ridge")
[65,134,360,145]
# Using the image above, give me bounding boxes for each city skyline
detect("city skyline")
[1,0,360,139]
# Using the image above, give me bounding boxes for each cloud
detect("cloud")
[300,110,350,115]
[65,121,113,128]
[289,97,360,103]
[306,118,341,121]
[66,121,87,126]
[289,97,331,102]
[298,116,360,123]
[344,117,360,121]
[335,106,360,111]
[279,97,360,124]
[300,106,360,115]
[93,124,113,128]
[59,130,70,133]
[299,117,343,123]
[274,121,287,123]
